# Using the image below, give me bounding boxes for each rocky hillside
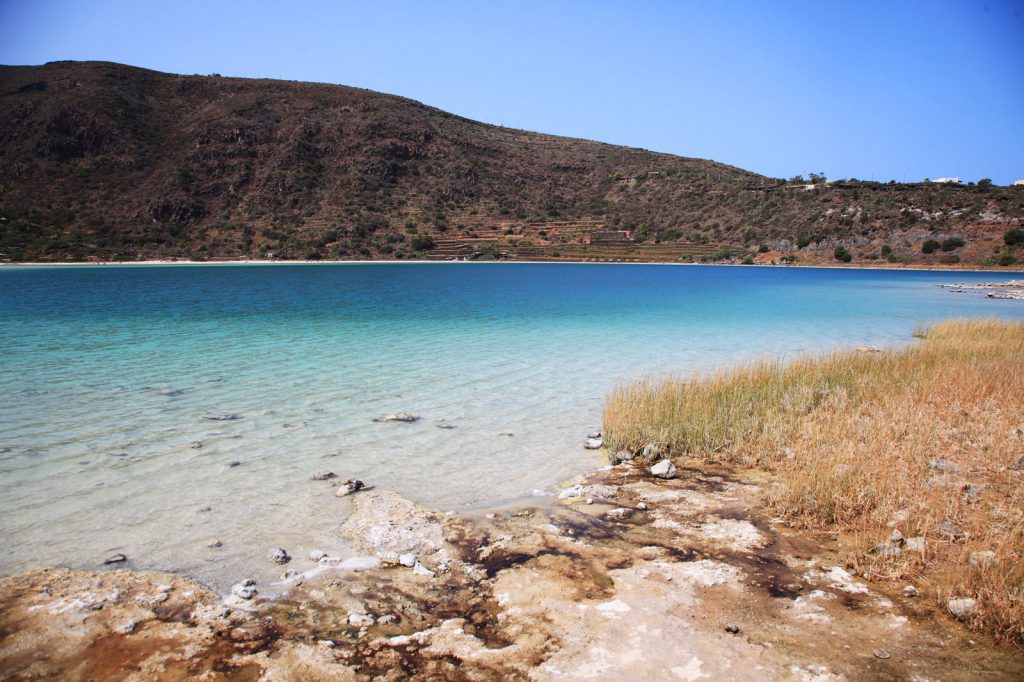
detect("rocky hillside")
[1,61,1022,265]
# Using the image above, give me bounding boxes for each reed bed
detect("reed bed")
[603,319,1024,643]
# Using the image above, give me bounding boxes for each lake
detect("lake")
[2,263,1022,589]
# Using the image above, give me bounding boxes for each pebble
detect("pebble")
[584,437,604,450]
[348,613,375,626]
[969,551,996,568]
[189,441,203,449]
[197,506,213,513]
[587,431,602,439]
[873,649,891,660]
[724,624,740,634]
[226,461,241,468]
[103,553,127,565]
[272,548,292,565]
[398,553,417,567]
[312,470,336,481]
[207,539,223,548]
[904,536,925,553]
[926,457,959,474]
[903,585,918,597]
[613,450,635,464]
[934,518,967,541]
[204,413,241,421]
[336,479,366,496]
[641,443,662,460]
[499,432,514,437]
[373,413,420,423]
[231,579,257,600]
[650,459,678,479]
[309,550,328,562]
[115,620,137,634]
[377,614,399,625]
[605,508,632,520]
[412,562,437,578]
[961,483,982,503]
[435,422,457,429]
[585,497,595,505]
[637,502,648,510]
[947,597,977,619]
[889,529,904,546]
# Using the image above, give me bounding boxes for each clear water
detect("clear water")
[2,263,1022,590]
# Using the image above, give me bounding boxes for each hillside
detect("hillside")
[1,61,1022,265]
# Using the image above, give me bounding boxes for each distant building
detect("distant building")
[583,231,633,245]
[932,177,961,184]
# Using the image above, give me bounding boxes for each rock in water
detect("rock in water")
[336,479,366,496]
[313,470,336,481]
[587,431,602,439]
[584,437,603,449]
[272,548,291,564]
[102,553,127,565]
[373,413,420,423]
[204,413,241,421]
[650,459,677,479]
[232,579,257,600]
[309,550,328,562]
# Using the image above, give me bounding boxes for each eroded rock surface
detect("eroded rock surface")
[2,463,1022,680]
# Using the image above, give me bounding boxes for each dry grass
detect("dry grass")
[603,319,1024,643]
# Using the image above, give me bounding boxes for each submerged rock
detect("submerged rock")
[373,413,420,423]
[312,470,336,481]
[102,553,127,565]
[336,479,366,497]
[272,548,292,565]
[204,413,241,421]
[584,437,604,450]
[650,459,677,480]
[587,431,602,439]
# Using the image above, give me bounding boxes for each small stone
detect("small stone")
[398,553,417,567]
[903,585,918,597]
[873,649,890,660]
[724,624,740,634]
[904,537,926,553]
[226,461,241,468]
[232,579,257,600]
[312,470,336,481]
[650,459,677,479]
[373,413,420,423]
[318,639,336,648]
[934,518,967,541]
[412,562,436,578]
[947,597,977,619]
[887,509,910,527]
[336,479,365,497]
[585,497,595,505]
[499,432,514,437]
[641,443,662,460]
[584,437,604,450]
[377,614,399,625]
[637,502,648,510]
[558,485,583,499]
[927,457,959,474]
[969,551,996,568]
[114,620,137,634]
[207,539,223,548]
[605,508,632,520]
[189,441,203,449]
[485,513,496,520]
[435,422,457,429]
[889,529,905,546]
[587,431,602,439]
[856,346,881,353]
[348,613,375,626]
[272,548,292,565]
[103,553,127,565]
[962,483,982,503]
[204,413,241,421]
[309,550,328,562]
[1012,455,1024,471]
[874,544,902,558]
[197,506,213,513]
[612,450,635,464]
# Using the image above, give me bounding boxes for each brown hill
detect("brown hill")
[1,61,1022,265]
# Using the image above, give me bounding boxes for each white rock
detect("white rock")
[231,579,257,600]
[904,536,925,553]
[348,612,375,626]
[903,585,918,597]
[413,562,436,578]
[398,553,417,567]
[605,507,632,520]
[373,413,420,423]
[969,551,996,568]
[650,459,677,479]
[947,597,977,619]
[584,437,604,450]
[309,550,328,562]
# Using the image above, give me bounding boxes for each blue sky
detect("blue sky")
[2,1,1022,183]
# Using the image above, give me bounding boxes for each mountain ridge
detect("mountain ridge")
[1,60,1022,266]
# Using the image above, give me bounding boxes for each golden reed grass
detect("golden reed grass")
[603,319,1024,644]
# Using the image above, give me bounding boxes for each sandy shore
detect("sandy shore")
[3,456,1022,680]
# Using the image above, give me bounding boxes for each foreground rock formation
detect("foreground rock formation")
[2,461,1022,680]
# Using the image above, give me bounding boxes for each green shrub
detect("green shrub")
[881,244,892,257]
[758,244,769,253]
[834,246,852,262]
[797,236,811,249]
[941,237,965,251]
[741,256,755,265]
[1005,228,1024,246]
[997,251,1018,266]
[921,239,941,254]
[410,234,435,251]
[940,254,961,265]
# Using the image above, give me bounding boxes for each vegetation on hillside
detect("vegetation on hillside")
[1,61,1023,264]
[604,320,1024,643]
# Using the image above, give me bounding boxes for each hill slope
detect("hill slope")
[1,61,1022,265]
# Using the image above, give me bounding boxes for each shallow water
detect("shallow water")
[1,263,1021,589]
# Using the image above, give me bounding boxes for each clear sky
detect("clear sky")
[2,0,1022,184]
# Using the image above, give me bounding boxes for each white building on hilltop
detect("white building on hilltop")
[932,177,961,184]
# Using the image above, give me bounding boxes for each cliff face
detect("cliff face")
[1,61,1022,265]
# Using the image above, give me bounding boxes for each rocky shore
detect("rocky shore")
[940,279,1024,299]
[3,455,1023,680]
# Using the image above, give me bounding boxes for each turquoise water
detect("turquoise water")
[1,263,1022,589]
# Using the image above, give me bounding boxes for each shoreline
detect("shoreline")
[3,258,1024,273]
